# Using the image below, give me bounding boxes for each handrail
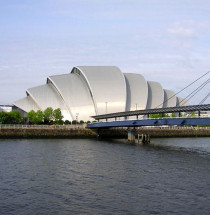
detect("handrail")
[0,124,86,129]
[91,104,210,120]
[96,116,210,123]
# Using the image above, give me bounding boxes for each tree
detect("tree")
[190,112,196,117]
[0,112,3,123]
[55,120,64,125]
[0,112,12,124]
[27,110,43,124]
[8,111,23,124]
[43,107,53,124]
[27,110,37,124]
[171,113,176,118]
[0,111,24,124]
[64,120,71,125]
[79,120,84,124]
[149,113,162,118]
[163,113,169,117]
[35,110,44,124]
[53,108,63,122]
[171,112,182,117]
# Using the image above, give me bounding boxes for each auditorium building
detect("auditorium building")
[14,66,187,121]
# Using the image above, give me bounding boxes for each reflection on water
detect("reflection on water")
[149,137,210,155]
[0,138,210,215]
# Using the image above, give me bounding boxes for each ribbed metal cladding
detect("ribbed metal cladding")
[14,66,196,121]
[72,66,127,115]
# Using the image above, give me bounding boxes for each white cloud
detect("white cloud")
[168,23,196,38]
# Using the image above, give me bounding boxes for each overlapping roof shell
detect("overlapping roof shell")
[14,66,186,121]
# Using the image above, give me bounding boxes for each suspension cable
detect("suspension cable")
[185,91,210,117]
[199,92,210,105]
[180,78,210,106]
[155,71,210,108]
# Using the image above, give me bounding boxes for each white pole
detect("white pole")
[105,102,108,114]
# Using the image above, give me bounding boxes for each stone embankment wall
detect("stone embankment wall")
[138,127,210,137]
[0,125,97,138]
[0,125,210,138]
[98,127,210,138]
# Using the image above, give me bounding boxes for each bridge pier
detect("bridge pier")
[128,129,151,144]
[138,134,150,144]
[127,128,136,142]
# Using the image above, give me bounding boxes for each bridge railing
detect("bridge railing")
[0,124,86,129]
[96,115,210,123]
[91,104,210,121]
[113,126,210,129]
[1,124,209,130]
[138,126,210,130]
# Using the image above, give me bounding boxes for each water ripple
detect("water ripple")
[0,138,210,214]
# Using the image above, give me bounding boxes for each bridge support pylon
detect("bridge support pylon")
[137,133,150,144]
[127,128,136,142]
[142,134,150,144]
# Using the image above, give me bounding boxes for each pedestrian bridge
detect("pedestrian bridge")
[87,104,210,129]
[87,117,210,128]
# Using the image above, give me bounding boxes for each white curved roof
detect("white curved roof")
[48,73,95,121]
[71,66,127,115]
[176,97,188,106]
[124,73,148,111]
[13,66,183,121]
[147,81,164,109]
[26,83,71,120]
[14,96,39,113]
[163,89,176,108]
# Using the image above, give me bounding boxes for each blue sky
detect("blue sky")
[0,0,210,105]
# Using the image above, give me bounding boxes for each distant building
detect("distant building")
[201,112,210,117]
[0,105,13,112]
[14,66,188,121]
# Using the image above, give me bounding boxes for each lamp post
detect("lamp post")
[76,113,79,124]
[135,103,138,110]
[105,102,108,114]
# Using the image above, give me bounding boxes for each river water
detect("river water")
[0,137,210,215]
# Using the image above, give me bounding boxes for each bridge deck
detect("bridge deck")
[91,104,210,120]
[87,117,210,128]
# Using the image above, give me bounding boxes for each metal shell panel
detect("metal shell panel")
[48,73,95,121]
[176,97,188,106]
[13,96,39,113]
[13,66,182,120]
[27,84,71,120]
[124,73,148,111]
[72,66,127,115]
[163,89,176,108]
[147,81,164,109]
